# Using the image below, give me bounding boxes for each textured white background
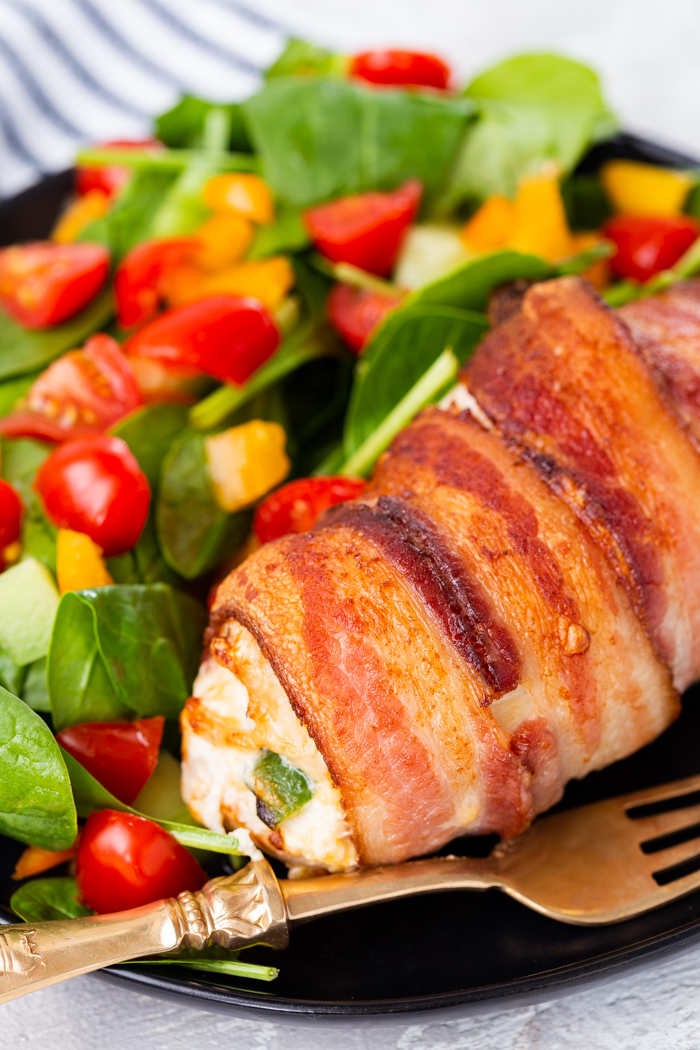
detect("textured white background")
[5,0,700,1044]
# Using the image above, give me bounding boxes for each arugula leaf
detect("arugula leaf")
[11,877,91,921]
[61,748,251,855]
[156,429,250,580]
[243,76,474,208]
[440,54,616,210]
[0,291,113,381]
[48,584,205,730]
[343,305,487,460]
[22,657,50,712]
[156,94,252,152]
[265,37,345,79]
[0,685,77,849]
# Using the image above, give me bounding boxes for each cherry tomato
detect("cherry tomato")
[0,478,23,550]
[254,476,365,544]
[56,717,164,805]
[604,214,700,283]
[0,334,142,442]
[0,242,110,329]
[35,434,150,556]
[304,180,422,277]
[349,50,451,90]
[76,810,207,913]
[124,295,280,386]
[327,283,403,353]
[115,238,199,328]
[76,139,163,199]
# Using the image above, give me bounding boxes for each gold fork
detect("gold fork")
[4,772,700,1004]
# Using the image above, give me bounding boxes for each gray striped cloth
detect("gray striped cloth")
[0,0,288,199]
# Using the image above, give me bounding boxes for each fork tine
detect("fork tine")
[629,802,700,841]
[620,773,700,809]
[641,836,700,876]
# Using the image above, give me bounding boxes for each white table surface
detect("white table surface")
[5,0,700,1044]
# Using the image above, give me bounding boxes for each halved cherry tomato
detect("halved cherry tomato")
[0,242,110,329]
[304,180,422,277]
[76,139,163,199]
[327,283,403,353]
[76,810,207,913]
[57,717,163,805]
[0,478,23,549]
[254,476,365,544]
[0,334,142,442]
[35,434,150,556]
[349,50,451,90]
[115,238,200,328]
[604,214,700,283]
[124,295,280,386]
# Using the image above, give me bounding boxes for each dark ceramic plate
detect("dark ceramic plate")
[3,133,700,1026]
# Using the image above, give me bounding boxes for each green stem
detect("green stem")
[326,259,401,297]
[340,348,458,478]
[128,958,279,981]
[74,148,259,173]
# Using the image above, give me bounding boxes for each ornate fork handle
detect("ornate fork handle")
[0,859,288,1005]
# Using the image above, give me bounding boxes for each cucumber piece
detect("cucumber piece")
[0,558,59,666]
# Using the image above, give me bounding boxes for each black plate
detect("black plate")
[3,134,700,1025]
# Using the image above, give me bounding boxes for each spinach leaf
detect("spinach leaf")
[248,203,310,259]
[77,170,180,261]
[0,291,113,381]
[0,371,38,416]
[106,515,180,587]
[156,429,249,579]
[265,37,345,79]
[0,685,77,849]
[408,248,552,311]
[61,748,251,855]
[156,95,251,152]
[243,76,474,208]
[440,54,616,210]
[343,305,487,459]
[561,173,612,230]
[0,641,24,697]
[11,878,92,921]
[22,657,50,712]
[48,584,205,730]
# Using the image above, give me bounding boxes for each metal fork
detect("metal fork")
[4,772,700,1003]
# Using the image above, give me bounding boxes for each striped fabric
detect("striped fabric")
[0,0,288,199]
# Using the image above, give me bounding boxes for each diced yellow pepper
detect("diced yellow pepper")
[202,173,275,225]
[202,256,295,311]
[52,190,111,244]
[56,529,113,594]
[509,168,574,262]
[601,159,694,217]
[460,195,516,252]
[192,211,255,271]
[205,420,290,513]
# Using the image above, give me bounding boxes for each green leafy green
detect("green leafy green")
[48,584,205,730]
[0,291,113,381]
[156,429,250,579]
[248,203,310,259]
[0,641,24,697]
[440,54,616,211]
[0,372,39,416]
[243,76,474,208]
[0,685,77,849]
[407,248,552,311]
[11,878,91,921]
[0,558,60,666]
[1,436,58,573]
[77,170,178,260]
[22,657,50,712]
[156,95,252,152]
[562,172,613,230]
[253,750,314,828]
[265,37,345,80]
[343,306,487,460]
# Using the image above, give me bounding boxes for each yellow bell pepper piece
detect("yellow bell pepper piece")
[192,211,255,271]
[205,420,290,513]
[56,529,113,594]
[52,189,111,244]
[461,195,516,252]
[601,160,694,217]
[509,168,574,262]
[202,256,295,311]
[202,173,275,225]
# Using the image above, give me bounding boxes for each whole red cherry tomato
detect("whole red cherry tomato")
[604,215,700,283]
[124,295,280,386]
[0,242,110,329]
[57,717,164,805]
[0,478,23,551]
[254,476,365,544]
[76,139,163,199]
[349,50,451,90]
[0,334,142,443]
[115,238,199,328]
[327,283,403,353]
[304,180,422,277]
[35,434,150,556]
[76,810,207,913]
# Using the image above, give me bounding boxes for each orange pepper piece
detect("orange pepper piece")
[461,195,516,252]
[52,189,111,244]
[13,840,80,880]
[202,174,275,225]
[569,231,610,291]
[509,168,574,262]
[160,261,210,308]
[202,256,295,311]
[56,528,113,594]
[192,211,255,271]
